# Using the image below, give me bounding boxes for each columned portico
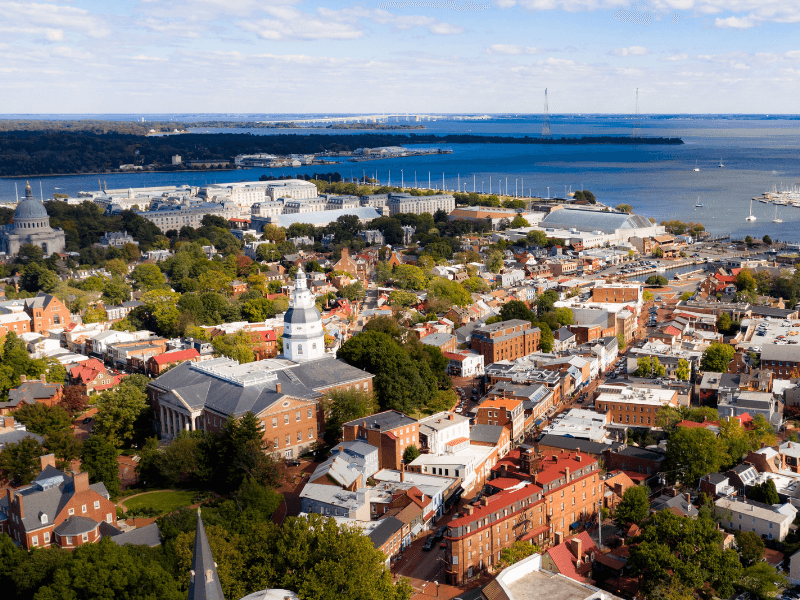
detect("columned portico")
[158,399,203,439]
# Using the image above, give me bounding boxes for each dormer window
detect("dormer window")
[40,513,48,524]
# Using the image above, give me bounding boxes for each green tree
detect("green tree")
[643,289,654,302]
[762,234,772,245]
[130,263,166,290]
[499,541,540,567]
[339,281,365,302]
[666,426,728,485]
[675,358,691,381]
[617,333,626,350]
[486,249,504,273]
[427,278,471,307]
[93,376,150,447]
[104,258,128,278]
[748,413,777,449]
[391,264,429,290]
[12,403,72,437]
[645,275,668,286]
[535,321,554,353]
[746,478,780,505]
[44,428,82,466]
[735,531,765,566]
[83,305,107,323]
[0,436,46,484]
[736,269,757,293]
[536,290,559,315]
[526,230,548,247]
[212,330,256,364]
[403,444,421,463]
[462,276,489,293]
[510,215,530,228]
[499,299,534,322]
[614,485,651,527]
[553,307,574,326]
[719,416,752,467]
[680,291,693,301]
[81,435,121,496]
[653,246,664,258]
[616,204,633,213]
[701,342,735,373]
[633,356,665,378]
[20,263,59,294]
[101,277,131,305]
[741,561,787,596]
[389,289,418,307]
[323,388,377,446]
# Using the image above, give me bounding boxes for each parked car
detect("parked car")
[83,417,92,424]
[285,459,300,467]
[423,536,435,551]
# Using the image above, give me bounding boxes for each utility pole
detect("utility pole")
[541,88,553,140]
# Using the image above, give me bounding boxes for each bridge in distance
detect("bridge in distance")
[258,114,491,125]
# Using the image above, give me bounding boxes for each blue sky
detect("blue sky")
[3,0,800,113]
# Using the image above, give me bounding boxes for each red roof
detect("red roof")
[486,478,524,491]
[522,524,549,540]
[150,348,199,365]
[449,482,541,529]
[663,326,682,336]
[536,451,597,487]
[677,419,719,429]
[545,531,598,583]
[446,437,470,447]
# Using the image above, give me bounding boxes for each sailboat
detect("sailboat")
[746,199,757,222]
[772,204,783,223]
[719,157,724,168]
[693,160,700,172]
[695,196,703,208]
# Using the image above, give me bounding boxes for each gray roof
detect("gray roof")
[539,207,654,233]
[150,357,371,419]
[761,344,800,363]
[570,308,610,328]
[309,455,361,487]
[284,305,321,325]
[470,424,506,445]
[15,197,49,220]
[420,333,455,348]
[343,410,416,432]
[189,512,225,600]
[474,319,530,335]
[53,515,99,536]
[5,381,62,407]
[651,494,698,517]
[536,434,620,455]
[368,516,404,548]
[332,440,378,459]
[705,473,729,485]
[109,522,163,547]
[0,429,44,449]
[613,445,665,461]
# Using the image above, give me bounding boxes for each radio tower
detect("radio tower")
[632,88,640,138]
[541,88,553,140]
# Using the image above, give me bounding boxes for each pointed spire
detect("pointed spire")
[188,509,225,600]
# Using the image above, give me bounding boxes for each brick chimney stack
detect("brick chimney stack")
[40,454,56,471]
[571,537,583,562]
[17,493,24,518]
[565,466,571,481]
[74,471,90,493]
[276,383,281,394]
[20,374,26,383]
[466,505,475,515]
[40,373,47,383]
[400,464,405,483]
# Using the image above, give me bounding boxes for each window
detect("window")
[285,435,290,445]
[43,532,50,543]
[68,508,74,516]
[106,513,112,523]
[32,536,38,547]
[94,500,100,510]
[272,417,278,428]
[307,408,312,419]
[296,411,301,422]
[82,533,89,542]
[284,414,289,424]
[82,504,87,513]
[274,438,279,448]
[66,536,73,545]
[297,431,302,442]
[308,428,314,439]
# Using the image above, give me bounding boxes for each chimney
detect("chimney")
[466,505,475,515]
[555,531,564,545]
[481,497,490,506]
[40,454,56,471]
[571,537,583,562]
[338,445,344,453]
[17,493,24,519]
[40,373,47,383]
[684,493,691,504]
[6,488,13,505]
[449,414,454,420]
[74,471,90,493]
[565,467,570,481]
[20,374,26,383]
[276,383,281,394]
[2,416,13,428]
[400,464,405,483]
[614,482,623,497]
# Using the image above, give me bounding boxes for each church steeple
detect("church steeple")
[188,509,224,600]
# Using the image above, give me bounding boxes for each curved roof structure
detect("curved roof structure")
[539,208,653,233]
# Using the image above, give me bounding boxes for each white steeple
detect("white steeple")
[282,267,325,362]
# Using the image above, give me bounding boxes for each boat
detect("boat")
[693,160,700,172]
[718,157,724,167]
[772,204,783,223]
[746,198,757,222]
[695,196,703,208]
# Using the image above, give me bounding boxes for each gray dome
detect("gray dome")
[285,306,321,325]
[15,198,49,220]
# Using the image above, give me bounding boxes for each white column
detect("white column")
[171,409,178,438]
[160,404,167,436]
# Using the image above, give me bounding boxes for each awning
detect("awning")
[411,522,424,537]
[535,419,544,426]
[569,521,582,530]
[521,525,549,541]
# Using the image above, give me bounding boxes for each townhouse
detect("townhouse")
[342,410,419,471]
[593,384,678,428]
[476,397,525,443]
[471,320,541,365]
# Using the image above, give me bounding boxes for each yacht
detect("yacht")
[772,204,783,223]
[718,158,724,168]
[693,160,700,172]
[695,196,703,208]
[746,198,757,222]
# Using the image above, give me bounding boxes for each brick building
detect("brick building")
[0,455,117,550]
[145,348,201,376]
[0,375,63,415]
[0,293,71,334]
[759,345,800,380]
[471,319,541,365]
[69,359,123,395]
[444,450,603,584]
[593,384,678,427]
[342,410,418,471]
[476,398,525,443]
[591,284,642,304]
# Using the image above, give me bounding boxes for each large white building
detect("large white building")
[388,193,455,216]
[0,182,66,257]
[137,200,240,232]
[201,179,319,217]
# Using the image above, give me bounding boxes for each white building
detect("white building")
[282,268,326,363]
[418,412,470,456]
[137,200,239,233]
[715,497,795,541]
[388,193,455,216]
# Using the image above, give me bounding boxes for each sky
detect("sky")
[3,0,800,114]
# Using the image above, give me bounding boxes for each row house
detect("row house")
[0,293,71,334]
[476,397,525,443]
[69,359,123,395]
[110,338,168,372]
[145,348,201,376]
[471,319,541,365]
[343,410,419,471]
[593,384,678,428]
[0,455,117,550]
[444,450,603,584]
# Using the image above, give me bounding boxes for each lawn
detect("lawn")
[123,490,200,515]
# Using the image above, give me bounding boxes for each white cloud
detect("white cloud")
[0,1,110,40]
[714,15,757,28]
[609,46,649,56]
[486,44,544,55]
[661,53,690,61]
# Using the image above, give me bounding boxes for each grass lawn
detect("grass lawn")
[123,490,199,515]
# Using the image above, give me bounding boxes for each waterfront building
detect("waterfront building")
[137,199,240,233]
[387,193,454,216]
[0,182,66,257]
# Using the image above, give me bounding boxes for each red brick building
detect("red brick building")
[145,348,200,376]
[0,375,63,415]
[444,449,603,584]
[0,293,71,335]
[0,455,117,550]
[342,410,419,471]
[69,359,123,395]
[471,319,541,365]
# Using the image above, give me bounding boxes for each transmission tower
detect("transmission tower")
[541,88,553,140]
[632,88,641,138]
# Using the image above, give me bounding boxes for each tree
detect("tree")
[0,436,46,484]
[643,289,654,302]
[403,444,421,463]
[391,264,429,290]
[93,376,150,447]
[675,358,691,381]
[633,356,665,378]
[499,541,540,567]
[617,333,626,350]
[12,403,72,437]
[665,426,728,485]
[388,289,418,307]
[130,263,166,290]
[105,258,128,278]
[101,277,131,305]
[553,307,574,326]
[535,321,554,353]
[741,561,787,597]
[19,263,59,294]
[680,291,693,301]
[748,413,777,449]
[746,478,780,505]
[262,223,286,243]
[486,249,504,273]
[526,230,548,247]
[339,281,365,303]
[510,215,530,228]
[653,246,664,258]
[212,330,256,364]
[616,204,633,213]
[718,416,752,467]
[427,278,471,307]
[500,300,534,322]
[645,275,668,286]
[701,342,735,373]
[81,435,121,496]
[323,388,377,446]
[735,531,765,566]
[736,269,757,294]
[614,485,650,527]
[762,234,772,245]
[536,290,559,315]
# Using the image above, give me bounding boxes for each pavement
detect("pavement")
[272,458,320,524]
